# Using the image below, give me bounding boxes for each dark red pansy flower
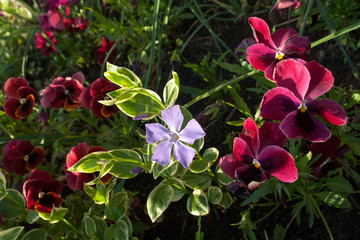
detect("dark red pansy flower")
[35,31,58,57]
[219,118,297,190]
[40,72,85,111]
[308,136,349,179]
[94,37,116,65]
[39,10,65,32]
[3,77,39,120]
[82,78,120,118]
[64,142,112,191]
[260,59,347,142]
[246,17,310,80]
[47,0,69,10]
[23,170,62,213]
[2,140,44,176]
[64,16,88,32]
[270,0,301,16]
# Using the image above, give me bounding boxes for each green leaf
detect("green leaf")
[0,189,26,219]
[49,207,68,223]
[163,71,180,107]
[68,151,112,173]
[318,191,351,208]
[241,180,276,206]
[105,63,142,88]
[83,215,97,237]
[189,159,209,173]
[21,228,47,240]
[26,210,39,224]
[162,178,186,202]
[207,186,223,204]
[105,192,128,221]
[326,176,353,193]
[227,85,251,117]
[203,148,219,163]
[93,216,107,239]
[146,183,174,222]
[104,219,129,240]
[152,159,177,179]
[84,181,108,204]
[186,189,210,216]
[107,149,144,179]
[0,171,6,201]
[193,138,204,152]
[181,170,212,190]
[0,227,24,240]
[213,60,249,74]
[215,165,235,186]
[218,192,233,209]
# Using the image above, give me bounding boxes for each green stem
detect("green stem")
[299,0,315,36]
[22,28,36,78]
[309,194,334,240]
[253,203,281,224]
[62,218,81,235]
[184,70,257,108]
[100,41,118,79]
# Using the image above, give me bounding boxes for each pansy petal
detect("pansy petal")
[264,61,277,81]
[27,146,44,170]
[274,59,310,100]
[152,140,173,166]
[280,110,331,142]
[271,28,298,49]
[161,105,183,133]
[246,44,276,71]
[282,37,311,60]
[81,86,91,109]
[308,135,341,168]
[307,99,347,126]
[66,142,89,169]
[63,165,78,191]
[4,77,28,98]
[248,17,276,49]
[259,121,287,152]
[4,98,22,120]
[145,123,170,144]
[235,164,266,185]
[71,72,85,85]
[47,10,65,31]
[219,154,241,180]
[258,145,298,183]
[173,141,196,168]
[28,169,53,181]
[260,87,301,121]
[239,118,259,157]
[43,180,63,194]
[305,61,334,101]
[179,119,206,144]
[233,137,254,165]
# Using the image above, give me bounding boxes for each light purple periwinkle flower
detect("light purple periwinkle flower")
[145,105,206,168]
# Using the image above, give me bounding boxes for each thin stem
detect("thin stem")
[299,0,315,36]
[100,41,118,79]
[62,218,82,235]
[22,28,36,78]
[253,203,281,224]
[309,194,334,240]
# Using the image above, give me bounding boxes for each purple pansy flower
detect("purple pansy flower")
[219,117,298,190]
[260,59,347,142]
[145,105,206,168]
[246,17,310,80]
[270,0,301,16]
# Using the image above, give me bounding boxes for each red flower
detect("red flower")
[308,136,349,178]
[94,37,116,65]
[235,37,257,57]
[246,17,310,80]
[23,170,62,213]
[39,10,65,32]
[270,0,301,16]
[82,78,120,118]
[64,142,112,191]
[2,140,44,176]
[64,16,88,32]
[40,72,85,111]
[219,118,297,190]
[35,31,58,57]
[47,0,69,10]
[3,77,39,120]
[260,59,347,142]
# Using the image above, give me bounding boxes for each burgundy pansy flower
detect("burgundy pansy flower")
[23,170,62,213]
[64,16,88,32]
[3,77,39,120]
[235,37,257,57]
[47,0,69,10]
[260,59,347,142]
[82,78,120,118]
[41,72,85,111]
[270,0,301,16]
[308,136,349,179]
[35,31,58,57]
[219,118,297,190]
[64,142,112,191]
[39,10,65,32]
[246,17,310,80]
[94,37,116,65]
[2,140,44,176]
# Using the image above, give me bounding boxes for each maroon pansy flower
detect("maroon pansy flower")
[64,142,112,191]
[219,118,297,190]
[82,78,120,118]
[47,0,69,10]
[246,17,310,80]
[23,170,62,213]
[235,37,257,57]
[40,72,85,111]
[94,37,116,65]
[35,31,58,57]
[2,140,44,176]
[308,136,349,179]
[260,59,347,142]
[270,0,301,16]
[3,77,39,120]
[64,16,88,32]
[39,10,65,32]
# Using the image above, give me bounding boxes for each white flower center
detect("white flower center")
[64,89,69,95]
[252,159,261,169]
[169,132,180,143]
[298,102,307,113]
[38,192,45,199]
[20,98,26,104]
[275,49,284,61]
[24,155,30,162]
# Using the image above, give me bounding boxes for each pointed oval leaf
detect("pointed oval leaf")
[215,164,235,186]
[84,215,97,237]
[207,186,223,204]
[163,71,180,107]
[104,219,129,240]
[181,170,212,190]
[49,207,68,223]
[0,189,26,219]
[21,228,47,240]
[218,192,233,209]
[105,192,128,221]
[186,189,210,216]
[106,63,142,88]
[203,148,219,163]
[0,227,24,240]
[146,183,174,222]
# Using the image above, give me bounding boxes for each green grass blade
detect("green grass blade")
[299,0,315,36]
[22,28,36,78]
